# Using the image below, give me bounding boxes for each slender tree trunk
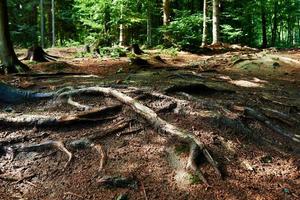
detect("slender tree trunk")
[261,0,267,48]
[119,3,126,46]
[0,0,29,74]
[271,0,278,47]
[201,0,208,47]
[298,18,300,44]
[40,0,45,48]
[147,1,152,46]
[163,0,170,25]
[47,3,52,47]
[212,0,220,45]
[51,0,55,47]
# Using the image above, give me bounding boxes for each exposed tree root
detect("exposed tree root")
[93,144,107,171]
[244,107,300,143]
[0,132,49,146]
[0,173,35,183]
[261,108,299,126]
[0,104,122,126]
[23,46,59,62]
[14,141,72,168]
[66,96,91,111]
[58,86,222,183]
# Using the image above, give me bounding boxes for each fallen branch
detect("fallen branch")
[59,86,221,182]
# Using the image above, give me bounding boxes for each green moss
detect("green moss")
[189,174,202,184]
[174,144,190,155]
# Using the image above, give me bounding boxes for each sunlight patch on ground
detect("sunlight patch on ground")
[252,77,268,83]
[229,80,263,88]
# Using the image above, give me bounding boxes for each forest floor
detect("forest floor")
[0,46,300,200]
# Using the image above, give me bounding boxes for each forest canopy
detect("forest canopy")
[7,0,300,49]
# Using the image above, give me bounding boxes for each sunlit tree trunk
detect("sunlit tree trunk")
[201,0,208,47]
[212,0,220,45]
[0,0,29,74]
[119,3,126,46]
[163,0,170,25]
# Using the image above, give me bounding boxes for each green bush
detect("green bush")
[160,11,203,49]
[98,46,127,58]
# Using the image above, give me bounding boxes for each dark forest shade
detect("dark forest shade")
[0,0,29,73]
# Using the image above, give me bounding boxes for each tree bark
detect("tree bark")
[212,0,220,45]
[40,0,45,48]
[271,0,278,47]
[201,0,208,47]
[119,3,126,46]
[261,0,267,48]
[147,1,152,46]
[51,0,55,47]
[0,0,30,74]
[163,0,171,25]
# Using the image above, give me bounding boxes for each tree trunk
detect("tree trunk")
[163,0,170,25]
[40,0,45,48]
[0,0,29,74]
[261,0,267,48]
[212,0,220,45]
[271,0,278,47]
[201,0,208,47]
[51,0,55,47]
[147,1,152,46]
[119,3,126,46]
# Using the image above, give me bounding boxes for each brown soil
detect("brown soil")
[0,47,299,200]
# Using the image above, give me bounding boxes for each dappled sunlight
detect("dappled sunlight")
[229,80,264,88]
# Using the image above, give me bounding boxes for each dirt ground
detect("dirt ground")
[0,47,299,200]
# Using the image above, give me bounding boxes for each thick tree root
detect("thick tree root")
[66,96,91,110]
[23,46,59,62]
[0,104,122,126]
[6,120,129,172]
[59,86,222,182]
[261,108,299,126]
[244,107,300,143]
[93,144,107,171]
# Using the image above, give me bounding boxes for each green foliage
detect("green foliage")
[221,24,243,41]
[174,144,190,155]
[5,0,300,49]
[161,11,203,48]
[98,46,127,58]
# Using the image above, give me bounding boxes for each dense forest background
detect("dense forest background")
[7,0,300,49]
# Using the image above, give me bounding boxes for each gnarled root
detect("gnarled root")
[59,86,222,182]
